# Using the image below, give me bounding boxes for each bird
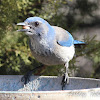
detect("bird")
[17,17,85,90]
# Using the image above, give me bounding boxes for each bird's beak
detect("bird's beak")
[17,22,30,32]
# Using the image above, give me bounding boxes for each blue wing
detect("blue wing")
[53,26,85,47]
[57,31,74,47]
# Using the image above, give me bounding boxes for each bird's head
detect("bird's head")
[17,17,51,36]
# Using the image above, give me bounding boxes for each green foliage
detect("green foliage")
[0,0,100,78]
[0,0,18,40]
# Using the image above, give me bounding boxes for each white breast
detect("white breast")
[29,37,52,55]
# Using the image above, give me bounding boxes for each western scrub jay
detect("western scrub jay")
[17,17,85,90]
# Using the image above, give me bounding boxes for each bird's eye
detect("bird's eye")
[34,21,39,27]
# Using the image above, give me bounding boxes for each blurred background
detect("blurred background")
[0,0,100,79]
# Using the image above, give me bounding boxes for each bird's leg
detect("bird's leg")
[61,62,69,90]
[21,64,44,84]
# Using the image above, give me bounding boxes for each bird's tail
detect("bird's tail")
[74,40,85,45]
[74,40,86,48]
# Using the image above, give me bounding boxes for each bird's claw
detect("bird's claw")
[61,73,69,90]
[21,70,33,84]
[21,65,44,84]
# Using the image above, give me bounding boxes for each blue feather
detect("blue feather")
[25,17,46,24]
[74,40,85,44]
[58,31,74,47]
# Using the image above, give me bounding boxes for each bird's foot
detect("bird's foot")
[21,64,44,84]
[61,73,69,90]
[21,70,33,84]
